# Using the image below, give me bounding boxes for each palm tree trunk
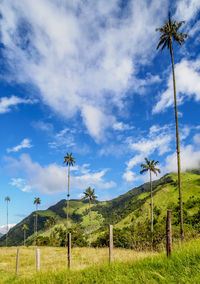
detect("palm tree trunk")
[66,165,70,244]
[36,205,38,236]
[34,214,36,238]
[6,202,8,247]
[89,198,91,247]
[170,37,184,238]
[67,165,70,230]
[150,171,153,233]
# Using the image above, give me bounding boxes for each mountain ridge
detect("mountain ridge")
[1,171,200,246]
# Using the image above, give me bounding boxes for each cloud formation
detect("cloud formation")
[6,154,116,195]
[1,0,167,141]
[123,124,172,182]
[153,58,200,113]
[165,144,200,172]
[7,138,33,153]
[9,177,31,192]
[0,96,35,114]
[0,224,16,235]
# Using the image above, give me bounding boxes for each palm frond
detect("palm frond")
[140,168,148,174]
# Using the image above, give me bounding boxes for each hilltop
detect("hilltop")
[0,171,200,246]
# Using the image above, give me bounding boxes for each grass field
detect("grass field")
[0,238,200,283]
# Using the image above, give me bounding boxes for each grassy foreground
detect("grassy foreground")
[0,239,200,283]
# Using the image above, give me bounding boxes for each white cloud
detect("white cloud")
[126,154,144,170]
[193,133,200,145]
[165,145,200,173]
[126,125,172,159]
[0,95,35,114]
[123,124,171,182]
[81,105,113,142]
[123,170,140,182]
[9,177,31,192]
[0,0,167,141]
[153,59,200,113]
[7,138,33,153]
[32,121,54,133]
[48,128,76,149]
[180,126,191,141]
[113,122,134,131]
[6,154,116,194]
[0,224,16,235]
[175,0,200,22]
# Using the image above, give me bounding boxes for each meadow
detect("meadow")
[0,238,200,283]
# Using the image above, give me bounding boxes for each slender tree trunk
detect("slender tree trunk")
[6,202,8,247]
[150,171,153,233]
[36,205,38,236]
[89,198,91,247]
[170,37,184,238]
[66,165,70,244]
[34,214,36,240]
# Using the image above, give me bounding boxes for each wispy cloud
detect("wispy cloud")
[5,154,116,195]
[48,128,76,149]
[0,95,35,114]
[113,122,134,131]
[32,121,54,133]
[9,177,32,192]
[0,0,167,141]
[165,144,200,173]
[174,0,200,22]
[153,58,200,114]
[7,138,33,153]
[123,124,172,182]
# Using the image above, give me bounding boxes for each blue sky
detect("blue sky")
[0,0,200,232]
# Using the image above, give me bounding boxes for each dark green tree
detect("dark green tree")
[156,13,188,238]
[140,158,161,232]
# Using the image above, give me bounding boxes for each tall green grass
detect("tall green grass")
[1,238,200,283]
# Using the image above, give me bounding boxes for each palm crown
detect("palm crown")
[82,187,97,202]
[5,196,10,202]
[34,197,41,205]
[22,224,29,231]
[156,13,188,51]
[45,217,56,228]
[140,158,161,175]
[63,153,76,166]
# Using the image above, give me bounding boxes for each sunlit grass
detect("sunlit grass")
[1,239,200,283]
[0,246,157,277]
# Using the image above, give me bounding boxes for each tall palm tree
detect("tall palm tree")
[45,216,56,239]
[140,158,161,232]
[5,196,10,247]
[63,153,75,233]
[33,197,41,237]
[81,187,97,247]
[156,13,188,238]
[22,224,29,246]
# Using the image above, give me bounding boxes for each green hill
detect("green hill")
[1,171,200,246]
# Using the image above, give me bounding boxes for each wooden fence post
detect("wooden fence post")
[36,248,40,271]
[15,248,19,276]
[166,209,172,257]
[68,233,71,269]
[109,225,113,263]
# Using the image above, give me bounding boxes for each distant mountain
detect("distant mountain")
[1,171,200,246]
